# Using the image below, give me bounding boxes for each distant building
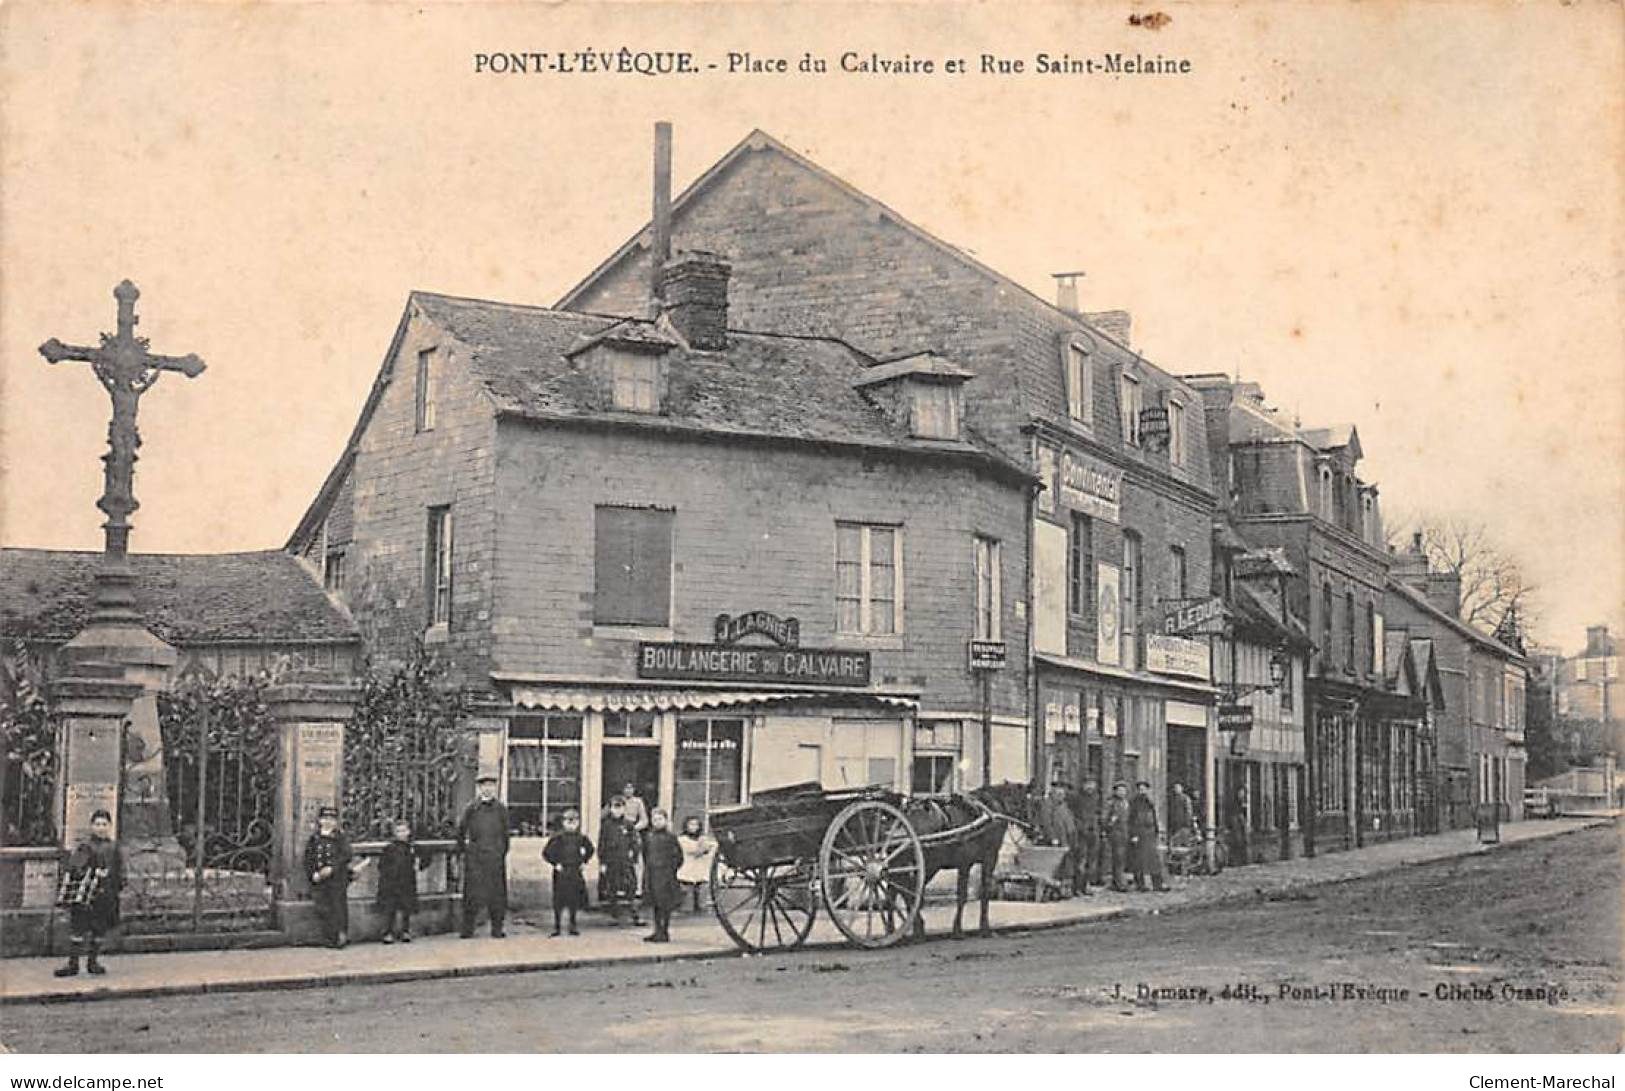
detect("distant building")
[1385,534,1528,825]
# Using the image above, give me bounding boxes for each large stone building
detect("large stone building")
[286,255,1032,902]
[1184,377,1432,852]
[562,129,1221,837]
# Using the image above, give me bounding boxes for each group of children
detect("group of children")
[555,796,717,943]
[48,798,720,976]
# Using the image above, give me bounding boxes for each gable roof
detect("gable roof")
[1386,577,1524,663]
[554,129,1193,394]
[1301,423,1362,461]
[0,549,358,646]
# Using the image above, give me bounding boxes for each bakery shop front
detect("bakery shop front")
[493,611,919,905]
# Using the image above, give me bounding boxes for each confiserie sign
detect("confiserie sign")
[638,642,871,687]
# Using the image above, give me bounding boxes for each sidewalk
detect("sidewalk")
[1,816,1609,1006]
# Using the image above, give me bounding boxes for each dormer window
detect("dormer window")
[1119,370,1143,446]
[853,351,973,441]
[911,382,961,439]
[611,353,659,412]
[1063,338,1092,426]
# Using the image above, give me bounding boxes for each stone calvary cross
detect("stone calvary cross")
[39,281,204,859]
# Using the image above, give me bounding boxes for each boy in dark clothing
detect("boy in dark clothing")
[304,806,355,948]
[54,809,124,977]
[542,808,594,936]
[376,818,424,943]
[641,807,682,943]
[597,796,642,926]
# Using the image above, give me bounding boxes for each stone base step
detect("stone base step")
[121,908,275,936]
[113,929,287,955]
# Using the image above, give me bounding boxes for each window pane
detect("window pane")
[836,599,862,633]
[836,523,862,563]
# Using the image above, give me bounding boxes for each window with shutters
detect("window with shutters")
[1064,341,1092,426]
[1068,512,1093,617]
[425,506,452,627]
[1119,371,1143,447]
[1169,545,1188,601]
[836,522,902,636]
[593,506,674,627]
[610,354,660,413]
[1122,532,1142,669]
[1345,590,1357,671]
[1321,583,1334,671]
[911,383,961,438]
[974,536,1001,642]
[1168,398,1187,466]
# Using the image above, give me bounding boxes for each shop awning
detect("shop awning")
[508,686,919,713]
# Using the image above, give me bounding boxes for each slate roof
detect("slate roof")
[0,549,358,646]
[1385,577,1524,662]
[410,292,1024,467]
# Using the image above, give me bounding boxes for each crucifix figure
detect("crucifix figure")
[39,280,205,622]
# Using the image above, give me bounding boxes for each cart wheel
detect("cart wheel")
[819,798,925,949]
[709,851,818,953]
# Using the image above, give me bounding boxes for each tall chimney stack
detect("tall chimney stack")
[1052,271,1084,314]
[651,121,673,315]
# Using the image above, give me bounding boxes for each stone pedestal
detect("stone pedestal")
[267,673,359,900]
[58,615,183,875]
[50,662,144,849]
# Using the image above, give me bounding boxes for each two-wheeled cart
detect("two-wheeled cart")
[707,781,980,952]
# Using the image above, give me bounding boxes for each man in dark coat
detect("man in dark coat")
[1128,780,1168,892]
[641,807,683,943]
[1073,779,1102,895]
[304,805,355,947]
[1103,781,1132,891]
[1169,783,1198,849]
[457,774,510,938]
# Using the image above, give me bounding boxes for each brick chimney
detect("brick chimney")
[1084,309,1132,345]
[660,250,731,351]
[1426,571,1462,619]
[1391,531,1430,593]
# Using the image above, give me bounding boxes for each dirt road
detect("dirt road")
[4,823,1617,1052]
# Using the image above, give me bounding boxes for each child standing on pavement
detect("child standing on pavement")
[376,818,422,943]
[543,809,594,936]
[676,814,716,912]
[597,796,641,926]
[642,807,682,944]
[304,805,356,948]
[54,809,124,977]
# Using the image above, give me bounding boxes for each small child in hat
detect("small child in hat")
[303,805,356,948]
[375,817,425,943]
[54,809,124,977]
[542,809,594,936]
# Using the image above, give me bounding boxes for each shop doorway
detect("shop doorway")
[602,746,661,819]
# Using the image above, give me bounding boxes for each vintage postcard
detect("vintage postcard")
[0,0,1619,1075]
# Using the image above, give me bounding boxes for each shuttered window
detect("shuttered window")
[594,506,673,626]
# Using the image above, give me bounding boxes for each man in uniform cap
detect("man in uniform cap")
[457,774,510,937]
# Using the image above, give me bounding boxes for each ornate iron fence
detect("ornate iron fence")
[343,659,469,840]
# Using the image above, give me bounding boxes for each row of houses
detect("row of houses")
[276,127,1529,871]
[5,128,1530,882]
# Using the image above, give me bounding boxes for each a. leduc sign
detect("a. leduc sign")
[638,642,871,687]
[1163,597,1226,636]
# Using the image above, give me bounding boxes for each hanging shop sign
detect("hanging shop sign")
[714,610,801,647]
[638,642,870,687]
[1059,451,1122,524]
[1145,634,1212,681]
[968,640,1007,670]
[1217,703,1255,732]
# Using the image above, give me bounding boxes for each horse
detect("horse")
[901,793,1009,939]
